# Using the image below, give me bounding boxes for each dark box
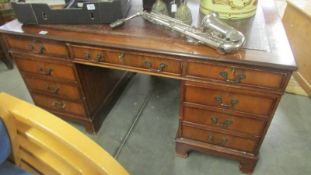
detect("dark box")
[12,0,131,24]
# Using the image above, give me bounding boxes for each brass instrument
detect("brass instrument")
[110,11,245,53]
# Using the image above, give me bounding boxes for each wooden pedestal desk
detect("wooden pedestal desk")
[0,0,296,173]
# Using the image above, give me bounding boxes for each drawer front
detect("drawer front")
[70,45,182,75]
[32,94,86,116]
[183,106,266,136]
[184,85,276,116]
[15,57,77,82]
[24,77,82,101]
[186,61,287,90]
[6,35,68,58]
[182,125,257,152]
[115,52,182,75]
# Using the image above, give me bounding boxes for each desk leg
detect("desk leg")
[239,158,258,174]
[0,35,13,69]
[175,140,190,158]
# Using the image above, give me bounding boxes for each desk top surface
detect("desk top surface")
[0,0,296,70]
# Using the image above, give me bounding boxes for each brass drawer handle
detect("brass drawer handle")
[47,85,59,94]
[84,51,91,60]
[144,61,167,72]
[95,52,104,62]
[211,116,233,128]
[144,61,152,69]
[39,67,53,76]
[118,52,125,62]
[219,67,246,83]
[157,63,167,72]
[215,96,239,109]
[28,40,45,54]
[52,100,66,109]
[207,135,228,146]
[38,45,46,54]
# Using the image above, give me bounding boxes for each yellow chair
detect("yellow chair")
[0,92,129,175]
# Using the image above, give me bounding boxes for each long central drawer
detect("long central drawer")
[69,45,182,76]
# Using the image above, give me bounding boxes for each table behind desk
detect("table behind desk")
[0,0,296,173]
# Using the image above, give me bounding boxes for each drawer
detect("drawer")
[70,45,182,76]
[24,77,82,101]
[184,83,277,116]
[15,57,77,82]
[32,94,87,117]
[6,35,68,58]
[183,106,266,136]
[186,61,288,90]
[182,125,257,153]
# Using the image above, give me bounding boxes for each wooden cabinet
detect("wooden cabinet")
[8,36,133,133]
[0,0,296,173]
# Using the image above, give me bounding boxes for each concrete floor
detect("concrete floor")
[1,61,311,175]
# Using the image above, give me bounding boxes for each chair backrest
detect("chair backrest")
[0,92,129,175]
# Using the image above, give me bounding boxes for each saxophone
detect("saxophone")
[110,11,245,54]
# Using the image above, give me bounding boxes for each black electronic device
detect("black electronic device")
[12,0,131,24]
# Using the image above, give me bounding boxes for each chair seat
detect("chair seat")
[0,161,31,175]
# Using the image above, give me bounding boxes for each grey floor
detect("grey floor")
[1,61,311,175]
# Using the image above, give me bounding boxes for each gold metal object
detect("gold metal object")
[96,52,104,62]
[143,61,167,72]
[39,45,45,54]
[200,0,258,19]
[39,67,53,76]
[211,116,233,128]
[52,100,66,110]
[215,96,239,109]
[211,116,218,124]
[157,63,167,72]
[84,51,91,60]
[207,135,228,145]
[144,61,152,69]
[219,68,246,83]
[47,85,59,94]
[118,52,125,62]
[222,120,233,128]
[110,11,245,53]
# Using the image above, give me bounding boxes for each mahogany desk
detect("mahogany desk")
[0,0,296,173]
